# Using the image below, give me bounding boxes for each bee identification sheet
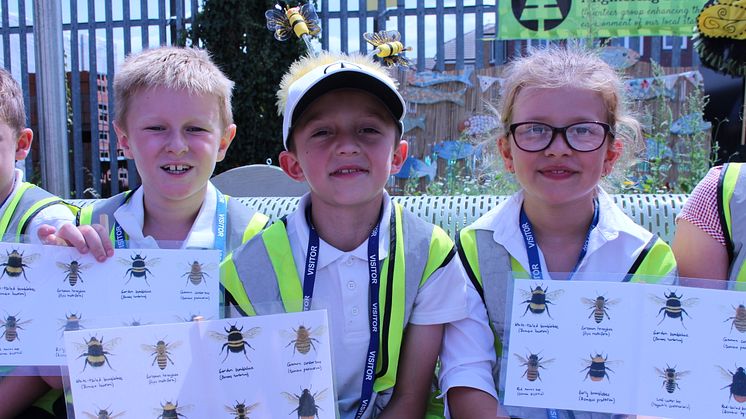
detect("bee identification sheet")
[0,242,220,366]
[502,277,746,418]
[63,310,334,419]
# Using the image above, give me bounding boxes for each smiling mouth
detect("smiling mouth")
[331,168,367,175]
[162,164,192,174]
[540,169,575,175]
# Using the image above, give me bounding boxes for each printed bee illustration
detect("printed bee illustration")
[726,304,746,333]
[142,338,182,370]
[59,312,84,336]
[656,364,689,394]
[83,406,125,419]
[363,30,413,67]
[123,318,150,327]
[282,387,328,419]
[651,290,699,328]
[75,335,120,371]
[283,324,325,355]
[57,259,93,287]
[175,313,211,323]
[118,253,160,286]
[581,353,618,382]
[265,1,321,42]
[514,350,554,382]
[0,249,40,281]
[520,284,564,319]
[181,260,215,287]
[581,294,620,324]
[210,324,261,363]
[225,400,259,419]
[720,365,746,403]
[154,400,190,418]
[1,313,31,342]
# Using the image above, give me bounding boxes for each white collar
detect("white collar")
[113,182,217,249]
[288,192,392,270]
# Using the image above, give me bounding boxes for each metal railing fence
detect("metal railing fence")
[0,0,695,198]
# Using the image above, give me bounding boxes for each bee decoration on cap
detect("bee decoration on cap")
[265,1,321,56]
[364,30,413,68]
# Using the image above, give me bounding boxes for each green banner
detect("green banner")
[498,0,704,40]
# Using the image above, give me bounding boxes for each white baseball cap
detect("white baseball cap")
[281,59,406,149]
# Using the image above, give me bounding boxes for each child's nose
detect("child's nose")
[165,132,189,154]
[544,131,573,156]
[335,132,361,155]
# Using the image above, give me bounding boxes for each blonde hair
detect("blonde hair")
[114,46,234,129]
[0,68,26,135]
[497,45,642,179]
[276,51,397,116]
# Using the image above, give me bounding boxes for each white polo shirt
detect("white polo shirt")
[285,192,468,419]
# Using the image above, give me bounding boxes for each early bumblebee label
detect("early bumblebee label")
[63,310,334,419]
[0,242,221,365]
[502,277,746,418]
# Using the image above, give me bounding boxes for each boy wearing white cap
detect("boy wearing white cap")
[221,52,470,418]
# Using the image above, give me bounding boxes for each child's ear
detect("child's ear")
[113,122,133,159]
[603,139,623,176]
[497,136,514,173]
[279,150,306,182]
[216,124,237,162]
[389,140,408,175]
[14,128,33,160]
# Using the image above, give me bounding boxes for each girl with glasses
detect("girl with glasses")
[439,46,677,419]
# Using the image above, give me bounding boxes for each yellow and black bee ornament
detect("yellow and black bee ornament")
[364,30,413,68]
[265,1,321,55]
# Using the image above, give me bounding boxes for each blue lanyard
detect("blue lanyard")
[519,198,599,281]
[113,188,228,259]
[303,204,382,419]
[519,200,597,419]
[213,190,228,259]
[112,190,135,249]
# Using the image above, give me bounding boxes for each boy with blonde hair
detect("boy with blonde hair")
[221,52,470,418]
[44,46,268,256]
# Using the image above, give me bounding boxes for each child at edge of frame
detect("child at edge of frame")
[0,68,78,418]
[13,46,269,417]
[219,51,478,418]
[441,45,679,419]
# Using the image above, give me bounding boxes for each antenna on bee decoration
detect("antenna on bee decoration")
[265,1,322,57]
[363,30,414,69]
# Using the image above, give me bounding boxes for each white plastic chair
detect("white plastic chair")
[211,164,309,197]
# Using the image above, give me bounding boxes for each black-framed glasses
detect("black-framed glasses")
[509,121,613,152]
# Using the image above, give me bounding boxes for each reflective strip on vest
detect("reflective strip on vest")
[720,163,746,284]
[224,203,448,394]
[0,183,69,242]
[220,253,256,316]
[625,236,677,283]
